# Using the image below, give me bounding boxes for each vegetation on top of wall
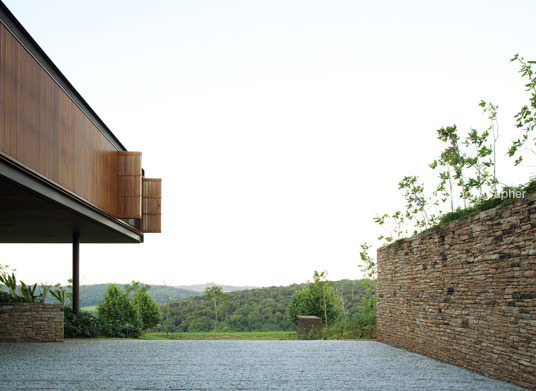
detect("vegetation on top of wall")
[0,265,53,304]
[435,177,536,227]
[372,54,536,246]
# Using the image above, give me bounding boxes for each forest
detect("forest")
[160,279,374,333]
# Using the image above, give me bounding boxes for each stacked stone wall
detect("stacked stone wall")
[0,303,63,342]
[378,194,536,390]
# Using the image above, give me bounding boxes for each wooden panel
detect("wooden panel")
[117,151,142,219]
[0,23,21,159]
[0,23,118,216]
[142,178,161,233]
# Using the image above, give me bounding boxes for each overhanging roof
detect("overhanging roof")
[0,154,143,244]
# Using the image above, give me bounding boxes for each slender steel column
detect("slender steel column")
[73,232,80,315]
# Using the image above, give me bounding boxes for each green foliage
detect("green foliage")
[96,284,140,335]
[436,177,536,226]
[0,265,49,303]
[50,283,69,306]
[19,281,40,303]
[508,54,536,166]
[67,283,199,307]
[287,271,342,328]
[0,291,25,303]
[63,307,137,338]
[374,176,439,242]
[124,281,150,297]
[64,307,105,338]
[358,243,376,314]
[1,268,150,339]
[132,288,162,330]
[94,281,162,337]
[0,265,18,295]
[204,285,229,333]
[160,280,371,333]
[325,312,377,339]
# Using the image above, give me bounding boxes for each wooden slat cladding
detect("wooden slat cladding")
[142,178,161,233]
[0,23,118,215]
[117,151,142,219]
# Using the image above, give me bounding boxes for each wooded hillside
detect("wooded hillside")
[161,279,374,332]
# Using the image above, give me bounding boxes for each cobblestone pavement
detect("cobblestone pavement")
[0,340,527,390]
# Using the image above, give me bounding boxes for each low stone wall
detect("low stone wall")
[377,194,536,390]
[0,303,64,342]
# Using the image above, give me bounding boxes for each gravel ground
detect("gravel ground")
[0,339,527,391]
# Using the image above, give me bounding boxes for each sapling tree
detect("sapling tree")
[430,125,469,210]
[508,54,536,166]
[480,100,500,195]
[374,209,408,243]
[358,243,376,314]
[374,176,438,242]
[398,175,438,233]
[204,285,228,333]
[163,279,173,337]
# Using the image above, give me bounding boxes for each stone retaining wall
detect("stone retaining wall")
[377,194,536,390]
[0,303,64,342]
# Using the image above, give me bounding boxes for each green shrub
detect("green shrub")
[324,311,377,340]
[436,178,536,227]
[0,291,25,303]
[64,307,104,338]
[64,307,141,338]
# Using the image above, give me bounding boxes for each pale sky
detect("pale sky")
[3,0,536,288]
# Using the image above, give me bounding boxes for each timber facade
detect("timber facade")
[0,2,161,244]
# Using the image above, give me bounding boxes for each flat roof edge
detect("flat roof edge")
[0,154,143,243]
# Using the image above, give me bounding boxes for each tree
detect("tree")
[124,280,150,297]
[204,285,228,333]
[358,243,377,314]
[96,284,137,328]
[132,288,162,330]
[122,280,162,330]
[508,54,536,166]
[163,279,174,337]
[287,271,342,328]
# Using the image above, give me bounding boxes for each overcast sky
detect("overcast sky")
[3,0,536,288]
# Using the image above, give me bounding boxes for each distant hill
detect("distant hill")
[175,283,259,293]
[162,279,374,333]
[76,284,201,307]
[47,283,258,308]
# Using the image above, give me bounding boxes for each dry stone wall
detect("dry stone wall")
[377,194,536,390]
[0,303,63,342]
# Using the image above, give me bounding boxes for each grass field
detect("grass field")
[81,305,97,312]
[140,331,298,340]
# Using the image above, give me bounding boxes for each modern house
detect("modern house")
[0,1,161,314]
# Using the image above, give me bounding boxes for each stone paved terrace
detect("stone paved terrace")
[0,340,528,390]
